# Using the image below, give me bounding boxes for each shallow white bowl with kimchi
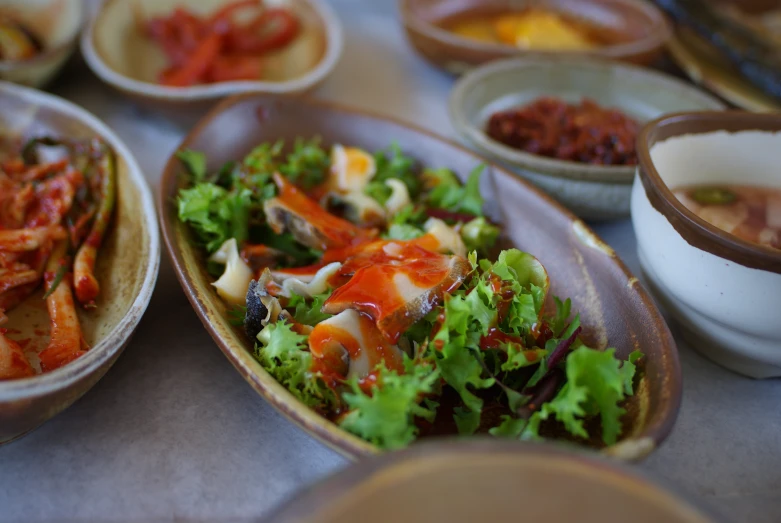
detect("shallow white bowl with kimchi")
[0,81,160,443]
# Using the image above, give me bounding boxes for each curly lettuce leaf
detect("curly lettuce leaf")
[372,142,420,197]
[288,290,333,326]
[460,217,500,253]
[424,164,485,217]
[339,357,440,449]
[279,137,329,189]
[430,292,496,434]
[522,346,640,445]
[243,140,284,175]
[176,149,207,182]
[255,321,333,410]
[177,184,251,252]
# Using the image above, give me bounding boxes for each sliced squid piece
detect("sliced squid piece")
[323,251,471,342]
[423,218,466,257]
[245,270,285,340]
[270,262,342,299]
[210,238,254,306]
[340,191,386,226]
[331,145,376,193]
[0,331,35,380]
[384,178,411,216]
[308,309,404,381]
[240,244,294,271]
[264,173,375,250]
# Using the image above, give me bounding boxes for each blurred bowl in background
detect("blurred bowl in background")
[449,57,725,220]
[263,439,724,523]
[0,0,83,88]
[399,0,671,75]
[81,0,343,108]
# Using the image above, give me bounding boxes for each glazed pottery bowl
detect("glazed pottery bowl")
[263,440,723,523]
[399,0,670,75]
[0,81,160,443]
[81,0,343,107]
[632,111,781,379]
[160,94,681,460]
[449,57,725,220]
[0,0,83,88]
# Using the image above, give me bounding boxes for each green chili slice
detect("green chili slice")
[690,187,737,205]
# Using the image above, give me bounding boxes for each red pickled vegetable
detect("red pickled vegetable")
[144,0,301,87]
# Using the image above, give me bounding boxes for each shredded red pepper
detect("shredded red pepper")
[144,0,301,87]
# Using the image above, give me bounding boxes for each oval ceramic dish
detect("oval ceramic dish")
[263,440,724,523]
[81,0,343,107]
[449,57,725,220]
[0,0,83,88]
[633,111,781,379]
[159,95,681,460]
[399,0,670,75]
[0,81,160,444]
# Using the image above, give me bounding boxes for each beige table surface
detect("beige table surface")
[2,1,780,522]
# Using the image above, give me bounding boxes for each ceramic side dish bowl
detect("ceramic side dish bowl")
[81,0,343,107]
[263,440,723,523]
[449,57,725,220]
[399,0,670,75]
[632,111,781,379]
[0,81,160,443]
[0,0,83,88]
[160,94,681,460]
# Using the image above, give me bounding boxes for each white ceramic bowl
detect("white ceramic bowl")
[81,0,343,106]
[449,57,725,220]
[632,112,781,379]
[0,0,83,88]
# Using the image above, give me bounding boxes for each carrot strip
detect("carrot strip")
[159,32,222,87]
[226,8,299,53]
[38,240,88,373]
[0,330,35,380]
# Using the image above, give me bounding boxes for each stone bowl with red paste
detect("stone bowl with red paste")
[449,57,724,219]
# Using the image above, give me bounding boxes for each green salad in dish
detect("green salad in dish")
[176,138,642,450]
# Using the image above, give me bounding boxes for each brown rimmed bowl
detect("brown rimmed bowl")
[0,81,160,444]
[159,94,681,460]
[0,0,84,88]
[632,111,781,379]
[81,0,343,108]
[399,0,671,75]
[263,440,724,523]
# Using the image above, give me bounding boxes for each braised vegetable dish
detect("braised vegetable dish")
[486,97,639,166]
[674,184,781,249]
[442,8,600,51]
[0,137,116,380]
[176,138,641,449]
[144,0,301,86]
[0,16,42,61]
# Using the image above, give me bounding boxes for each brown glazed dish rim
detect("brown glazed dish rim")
[637,110,781,274]
[159,93,681,460]
[398,0,671,60]
[0,0,84,71]
[262,439,726,523]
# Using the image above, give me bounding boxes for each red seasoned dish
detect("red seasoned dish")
[486,97,639,166]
